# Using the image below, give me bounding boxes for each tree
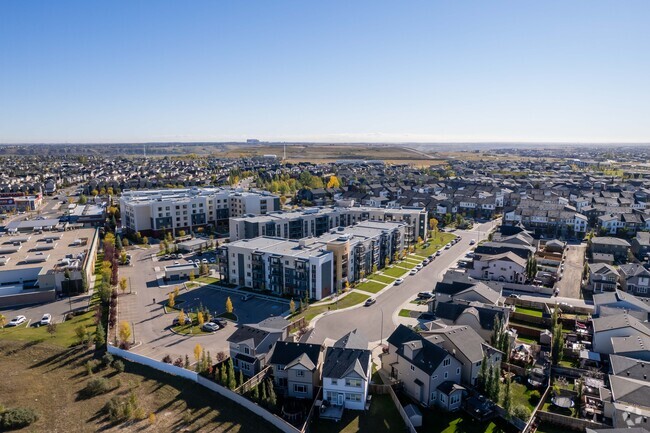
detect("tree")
[266,379,277,408]
[225,297,233,314]
[189,271,195,282]
[75,324,87,344]
[168,292,175,308]
[478,354,488,391]
[118,321,131,345]
[417,236,423,245]
[371,264,378,274]
[289,299,296,314]
[326,175,340,189]
[0,313,5,329]
[47,322,57,337]
[104,232,116,248]
[78,194,88,205]
[227,359,236,390]
[385,257,390,268]
[503,374,512,416]
[194,343,203,363]
[142,236,148,245]
[178,309,185,326]
[119,277,128,294]
[220,365,228,385]
[184,355,190,369]
[197,311,205,327]
[485,365,494,399]
[575,380,583,417]
[95,322,105,347]
[490,365,500,401]
[148,413,156,426]
[252,383,259,400]
[551,305,565,365]
[174,286,180,298]
[238,370,244,387]
[429,218,439,236]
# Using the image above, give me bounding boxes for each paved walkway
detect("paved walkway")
[555,243,586,299]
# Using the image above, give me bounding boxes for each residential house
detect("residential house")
[269,341,323,399]
[591,237,632,263]
[631,232,650,260]
[431,301,510,342]
[592,314,650,355]
[469,251,527,284]
[227,317,289,375]
[619,264,650,298]
[593,289,650,320]
[603,374,650,429]
[383,325,465,411]
[588,263,619,293]
[321,331,372,411]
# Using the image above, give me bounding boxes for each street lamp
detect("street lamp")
[379,308,384,346]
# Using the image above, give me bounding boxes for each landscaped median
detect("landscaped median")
[289,292,370,324]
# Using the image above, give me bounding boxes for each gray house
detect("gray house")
[269,341,323,399]
[227,317,289,375]
[590,237,631,263]
[383,325,465,411]
[618,263,650,298]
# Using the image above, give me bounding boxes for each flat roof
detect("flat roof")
[0,227,96,274]
[6,218,62,231]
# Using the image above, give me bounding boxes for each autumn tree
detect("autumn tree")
[326,175,340,189]
[118,321,132,345]
[225,297,233,314]
[119,277,128,294]
[194,343,203,363]
[168,292,175,308]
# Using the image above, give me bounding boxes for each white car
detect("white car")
[6,315,27,327]
[201,258,208,264]
[415,264,423,270]
[394,278,404,285]
[40,313,52,326]
[409,269,418,276]
[469,239,476,245]
[177,254,184,259]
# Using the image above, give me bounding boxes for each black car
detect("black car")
[213,318,228,327]
[172,316,192,326]
[417,292,433,299]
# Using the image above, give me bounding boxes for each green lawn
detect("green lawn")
[197,276,220,285]
[369,274,396,284]
[311,394,403,433]
[517,336,538,344]
[510,382,538,413]
[293,292,371,324]
[420,407,501,433]
[414,233,457,257]
[399,309,416,318]
[0,311,97,348]
[382,266,409,278]
[515,307,544,318]
[356,280,387,294]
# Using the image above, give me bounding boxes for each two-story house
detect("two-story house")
[227,317,289,375]
[588,262,619,293]
[268,341,323,400]
[321,330,371,411]
[618,263,650,298]
[383,325,465,411]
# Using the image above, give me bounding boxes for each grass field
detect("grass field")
[515,307,544,318]
[0,340,280,433]
[382,266,409,278]
[414,233,456,257]
[311,394,403,433]
[368,274,396,284]
[292,292,370,324]
[399,309,416,318]
[0,310,97,348]
[419,407,503,433]
[355,280,386,294]
[510,381,538,413]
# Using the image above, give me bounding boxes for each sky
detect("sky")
[1,1,649,144]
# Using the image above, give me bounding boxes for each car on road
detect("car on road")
[415,264,423,270]
[201,322,220,332]
[422,259,430,266]
[39,313,52,326]
[417,292,433,300]
[394,278,404,285]
[409,269,418,276]
[436,250,442,256]
[6,315,27,327]
[241,293,254,302]
[201,258,208,264]
[364,298,376,307]
[172,316,192,326]
[444,244,451,249]
[469,239,476,245]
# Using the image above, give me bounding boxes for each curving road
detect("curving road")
[306,221,497,345]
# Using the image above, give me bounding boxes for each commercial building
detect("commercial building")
[229,205,428,245]
[218,220,407,299]
[0,227,99,307]
[0,192,43,213]
[119,187,280,235]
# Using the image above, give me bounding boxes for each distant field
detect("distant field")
[0,340,279,433]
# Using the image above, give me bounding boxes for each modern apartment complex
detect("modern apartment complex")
[229,205,428,244]
[119,187,280,235]
[218,221,407,299]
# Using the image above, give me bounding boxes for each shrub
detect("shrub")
[80,377,111,398]
[528,390,541,405]
[118,341,131,350]
[162,355,173,364]
[1,407,38,430]
[102,352,114,367]
[173,357,184,367]
[85,359,100,376]
[512,404,531,421]
[112,360,125,373]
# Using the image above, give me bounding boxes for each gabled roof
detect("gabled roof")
[454,283,502,305]
[610,354,650,381]
[423,325,500,363]
[594,289,650,314]
[333,329,368,350]
[268,341,321,371]
[611,335,650,358]
[478,251,527,268]
[434,302,504,331]
[609,374,650,408]
[592,314,650,336]
[386,325,450,376]
[322,346,371,380]
[591,236,632,247]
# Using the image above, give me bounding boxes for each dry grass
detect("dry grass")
[0,340,279,433]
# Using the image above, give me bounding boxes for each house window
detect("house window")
[294,384,307,394]
[242,363,250,372]
[443,358,450,367]
[331,379,338,386]
[444,372,448,379]
[345,393,362,402]
[296,370,304,377]
[410,365,415,372]
[430,393,437,401]
[243,347,250,355]
[345,378,362,387]
[456,368,461,375]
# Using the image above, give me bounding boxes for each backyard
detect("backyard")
[311,394,404,433]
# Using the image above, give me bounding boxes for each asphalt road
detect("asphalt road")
[306,221,498,345]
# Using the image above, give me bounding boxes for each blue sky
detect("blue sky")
[1,1,649,143]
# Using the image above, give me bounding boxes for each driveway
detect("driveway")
[306,220,498,345]
[555,243,586,299]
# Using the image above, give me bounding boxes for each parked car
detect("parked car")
[469,239,476,245]
[209,258,216,264]
[436,250,442,256]
[415,264,423,270]
[508,293,521,299]
[40,313,52,326]
[177,254,184,259]
[364,298,377,307]
[444,244,451,249]
[172,316,192,326]
[201,322,220,332]
[409,269,418,276]
[213,318,228,327]
[194,259,201,265]
[417,292,433,300]
[164,254,170,260]
[201,258,208,264]
[394,278,404,285]
[422,259,430,266]
[428,254,435,260]
[171,253,177,259]
[6,315,27,327]
[242,293,254,302]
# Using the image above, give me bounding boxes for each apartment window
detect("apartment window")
[243,347,250,355]
[430,393,437,401]
[456,368,461,375]
[293,384,307,394]
[443,358,450,367]
[296,370,304,377]
[410,365,415,372]
[444,372,448,379]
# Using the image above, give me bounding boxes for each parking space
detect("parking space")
[0,293,91,326]
[175,286,289,325]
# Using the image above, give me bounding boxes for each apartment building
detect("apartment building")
[119,187,279,235]
[217,221,407,299]
[229,205,428,245]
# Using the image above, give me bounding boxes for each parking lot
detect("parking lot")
[175,285,290,325]
[0,292,91,326]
